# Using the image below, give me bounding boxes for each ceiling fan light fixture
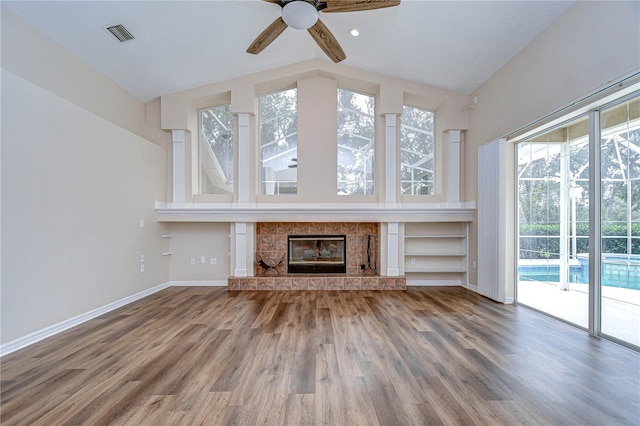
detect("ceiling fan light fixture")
[282,1,318,30]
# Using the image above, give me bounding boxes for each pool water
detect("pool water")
[518,259,640,290]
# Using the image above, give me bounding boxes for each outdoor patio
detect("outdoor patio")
[518,279,640,347]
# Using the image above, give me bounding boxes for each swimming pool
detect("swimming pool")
[518,254,640,290]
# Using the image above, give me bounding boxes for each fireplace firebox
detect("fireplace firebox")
[287,235,346,274]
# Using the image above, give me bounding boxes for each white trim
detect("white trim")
[386,222,400,276]
[385,113,398,206]
[170,280,227,287]
[0,282,171,357]
[465,282,478,292]
[237,113,250,205]
[505,297,514,305]
[172,130,186,203]
[155,203,476,223]
[234,222,248,277]
[448,130,461,203]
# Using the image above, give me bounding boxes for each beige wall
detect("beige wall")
[1,8,147,139]
[168,223,231,282]
[1,70,169,343]
[464,1,640,288]
[1,8,169,345]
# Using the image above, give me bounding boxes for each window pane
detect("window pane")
[517,116,590,329]
[260,89,298,195]
[337,89,375,195]
[401,105,435,195]
[200,104,233,194]
[600,95,640,346]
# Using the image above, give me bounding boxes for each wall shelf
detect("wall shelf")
[403,222,468,285]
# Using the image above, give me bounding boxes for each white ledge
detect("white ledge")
[155,201,476,223]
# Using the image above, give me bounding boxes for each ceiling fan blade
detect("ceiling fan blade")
[307,19,346,63]
[247,17,288,55]
[322,0,400,13]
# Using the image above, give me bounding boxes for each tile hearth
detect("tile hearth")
[228,275,406,291]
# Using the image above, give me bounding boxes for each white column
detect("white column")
[448,130,461,203]
[385,114,398,207]
[386,222,400,276]
[234,222,248,277]
[172,129,185,203]
[559,142,570,290]
[237,113,250,205]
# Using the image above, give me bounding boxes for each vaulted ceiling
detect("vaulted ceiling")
[4,0,575,102]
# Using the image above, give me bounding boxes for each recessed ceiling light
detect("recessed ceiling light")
[350,29,360,37]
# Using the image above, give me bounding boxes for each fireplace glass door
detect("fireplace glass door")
[288,235,346,273]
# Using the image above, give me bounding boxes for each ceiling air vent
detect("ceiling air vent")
[104,24,135,43]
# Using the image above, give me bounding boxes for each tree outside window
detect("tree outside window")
[401,105,435,195]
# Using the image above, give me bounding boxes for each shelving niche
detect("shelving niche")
[403,222,468,286]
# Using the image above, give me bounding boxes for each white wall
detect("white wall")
[464,1,640,290]
[1,8,169,345]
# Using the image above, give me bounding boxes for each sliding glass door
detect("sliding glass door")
[517,117,590,328]
[517,92,640,350]
[600,97,640,347]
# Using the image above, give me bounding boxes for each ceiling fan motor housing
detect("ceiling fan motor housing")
[281,1,319,30]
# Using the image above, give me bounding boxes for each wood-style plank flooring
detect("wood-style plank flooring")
[1,287,639,425]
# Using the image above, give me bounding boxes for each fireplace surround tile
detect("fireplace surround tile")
[344,277,361,290]
[256,277,275,290]
[227,275,405,291]
[243,222,399,290]
[308,277,326,290]
[255,222,379,277]
[291,276,309,290]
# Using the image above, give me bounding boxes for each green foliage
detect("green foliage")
[519,223,640,258]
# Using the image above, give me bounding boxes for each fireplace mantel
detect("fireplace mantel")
[155,202,475,223]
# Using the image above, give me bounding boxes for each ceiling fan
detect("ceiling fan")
[247,0,401,63]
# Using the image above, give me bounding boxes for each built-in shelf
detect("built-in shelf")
[404,267,467,273]
[405,252,466,257]
[403,222,468,285]
[405,234,466,238]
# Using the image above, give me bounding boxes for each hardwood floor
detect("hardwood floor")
[1,287,638,425]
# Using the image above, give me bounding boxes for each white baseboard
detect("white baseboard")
[465,282,479,292]
[505,297,515,304]
[0,282,171,358]
[170,280,227,287]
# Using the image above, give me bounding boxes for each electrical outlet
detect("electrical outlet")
[201,256,206,264]
[210,258,217,265]
[410,258,416,265]
[140,264,145,273]
[139,219,144,229]
[140,254,145,263]
[191,258,195,265]
[472,260,477,268]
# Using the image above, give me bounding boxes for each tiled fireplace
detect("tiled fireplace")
[227,222,406,291]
